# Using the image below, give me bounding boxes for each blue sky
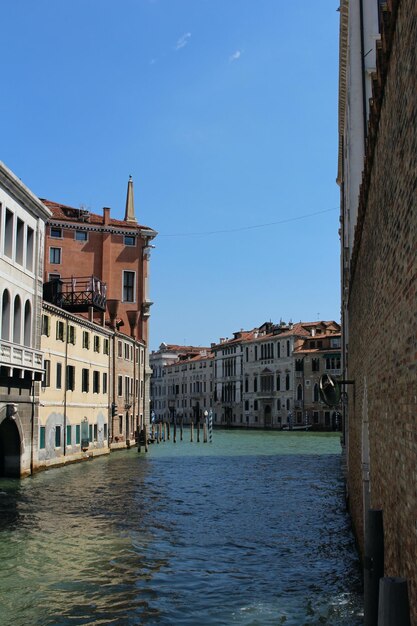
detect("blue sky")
[1,0,341,350]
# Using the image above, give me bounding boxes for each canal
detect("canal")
[0,430,363,625]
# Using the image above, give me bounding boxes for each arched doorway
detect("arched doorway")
[0,418,21,477]
[264,405,272,428]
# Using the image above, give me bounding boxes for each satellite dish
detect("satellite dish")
[319,373,341,407]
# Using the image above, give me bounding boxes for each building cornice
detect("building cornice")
[42,301,113,336]
[0,161,52,220]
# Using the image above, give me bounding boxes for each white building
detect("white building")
[0,161,51,477]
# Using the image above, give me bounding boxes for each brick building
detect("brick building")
[42,177,157,440]
[338,0,416,620]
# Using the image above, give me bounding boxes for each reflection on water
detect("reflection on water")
[0,430,363,625]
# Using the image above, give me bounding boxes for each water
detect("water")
[0,430,363,625]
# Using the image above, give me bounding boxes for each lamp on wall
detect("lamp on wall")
[6,404,18,419]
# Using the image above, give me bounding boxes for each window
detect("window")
[104,423,108,439]
[313,411,319,424]
[49,273,60,281]
[50,227,62,238]
[26,226,35,272]
[5,209,13,258]
[16,218,24,265]
[253,376,258,393]
[67,325,76,345]
[118,375,123,396]
[56,363,62,389]
[103,372,108,394]
[261,374,273,393]
[82,369,89,392]
[49,247,61,264]
[82,331,90,349]
[295,359,304,372]
[66,365,75,391]
[75,424,80,445]
[124,235,135,246]
[277,398,281,410]
[118,341,123,357]
[93,424,98,441]
[93,336,100,352]
[276,375,281,391]
[312,358,320,372]
[123,271,135,302]
[286,340,290,357]
[56,320,65,341]
[254,400,258,410]
[66,425,72,446]
[93,371,100,393]
[297,384,303,401]
[39,426,46,449]
[103,338,109,355]
[89,425,93,442]
[75,230,88,241]
[314,384,320,402]
[244,400,249,411]
[245,378,248,393]
[55,425,62,447]
[42,314,50,336]
[43,360,51,387]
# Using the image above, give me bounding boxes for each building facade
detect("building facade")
[154,321,341,431]
[164,350,214,424]
[338,0,416,619]
[150,343,208,423]
[0,162,50,477]
[38,302,111,470]
[41,178,157,439]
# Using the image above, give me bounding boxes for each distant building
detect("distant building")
[154,321,341,431]
[150,343,207,422]
[164,350,214,424]
[0,161,50,477]
[338,0,416,620]
[41,177,157,440]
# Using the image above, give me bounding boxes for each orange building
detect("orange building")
[41,177,157,440]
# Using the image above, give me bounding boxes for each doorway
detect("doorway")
[0,418,21,477]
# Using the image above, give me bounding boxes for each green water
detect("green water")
[0,429,363,625]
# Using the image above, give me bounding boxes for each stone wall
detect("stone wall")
[347,0,417,620]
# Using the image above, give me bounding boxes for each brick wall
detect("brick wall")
[347,0,417,620]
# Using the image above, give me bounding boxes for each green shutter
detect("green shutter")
[75,424,80,445]
[66,425,72,445]
[39,426,45,449]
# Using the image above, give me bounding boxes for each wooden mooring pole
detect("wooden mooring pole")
[203,422,207,443]
[190,422,194,442]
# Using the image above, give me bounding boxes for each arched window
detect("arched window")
[314,383,319,402]
[24,300,32,347]
[297,384,303,401]
[253,376,258,393]
[1,290,11,340]
[13,295,22,344]
[276,375,280,391]
[285,373,290,390]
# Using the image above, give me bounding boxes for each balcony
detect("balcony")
[43,276,107,313]
[0,339,44,378]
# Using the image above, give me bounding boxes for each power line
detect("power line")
[157,207,339,238]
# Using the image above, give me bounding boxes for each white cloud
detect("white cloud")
[175,32,191,50]
[229,50,242,62]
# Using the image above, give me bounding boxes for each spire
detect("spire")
[124,175,137,223]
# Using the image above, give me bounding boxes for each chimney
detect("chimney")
[103,207,111,225]
[124,175,137,223]
[107,299,119,328]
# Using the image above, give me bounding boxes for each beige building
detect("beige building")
[111,331,145,448]
[38,302,112,470]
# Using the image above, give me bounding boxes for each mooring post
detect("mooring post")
[151,423,155,441]
[378,577,411,626]
[197,420,200,443]
[364,509,384,626]
[203,422,207,443]
[173,420,177,443]
[180,419,183,441]
[190,422,194,442]
[167,421,170,441]
[144,424,148,453]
